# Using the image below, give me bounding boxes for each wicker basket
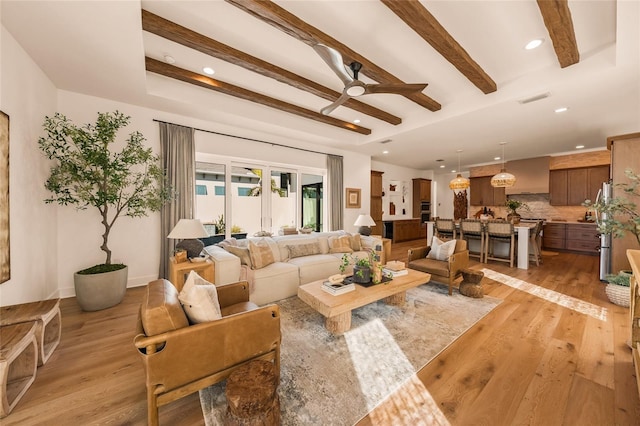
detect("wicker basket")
[606,283,630,307]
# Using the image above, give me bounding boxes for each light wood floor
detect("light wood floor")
[4,239,639,425]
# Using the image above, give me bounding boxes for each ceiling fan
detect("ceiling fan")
[313,43,428,116]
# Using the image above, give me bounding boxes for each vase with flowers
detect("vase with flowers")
[505,199,529,224]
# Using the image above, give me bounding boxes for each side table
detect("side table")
[169,257,215,292]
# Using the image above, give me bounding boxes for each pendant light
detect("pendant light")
[491,142,516,188]
[449,149,470,190]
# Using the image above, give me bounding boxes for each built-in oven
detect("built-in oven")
[420,201,431,223]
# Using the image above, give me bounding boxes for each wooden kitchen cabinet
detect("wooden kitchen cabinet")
[543,223,566,250]
[384,219,422,243]
[412,178,431,218]
[470,176,506,206]
[565,224,599,254]
[549,165,609,206]
[543,222,599,254]
[370,171,384,236]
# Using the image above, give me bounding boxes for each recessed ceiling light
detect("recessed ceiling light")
[555,107,568,113]
[451,170,457,173]
[382,150,389,154]
[164,55,176,64]
[525,38,544,50]
[439,165,446,168]
[203,67,215,75]
[353,119,360,124]
[494,156,501,161]
[576,145,585,149]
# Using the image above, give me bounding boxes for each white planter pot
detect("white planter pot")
[73,266,128,311]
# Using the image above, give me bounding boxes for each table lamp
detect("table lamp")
[354,214,376,236]
[167,219,209,259]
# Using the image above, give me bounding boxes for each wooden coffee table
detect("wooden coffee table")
[297,269,431,334]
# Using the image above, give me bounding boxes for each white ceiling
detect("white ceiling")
[2,0,639,173]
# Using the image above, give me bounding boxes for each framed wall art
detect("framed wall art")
[0,111,9,284]
[346,187,361,209]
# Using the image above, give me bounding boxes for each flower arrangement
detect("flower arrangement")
[339,249,383,284]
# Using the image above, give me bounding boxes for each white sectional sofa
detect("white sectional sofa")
[203,231,382,305]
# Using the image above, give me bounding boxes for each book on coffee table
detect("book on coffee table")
[382,268,408,278]
[322,281,355,295]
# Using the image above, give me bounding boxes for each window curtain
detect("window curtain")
[327,154,343,230]
[159,122,196,279]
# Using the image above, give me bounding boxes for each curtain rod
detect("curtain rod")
[153,119,343,158]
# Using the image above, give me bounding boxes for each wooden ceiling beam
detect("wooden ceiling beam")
[225,0,441,111]
[380,0,496,94]
[536,0,580,68]
[142,10,401,125]
[145,57,371,135]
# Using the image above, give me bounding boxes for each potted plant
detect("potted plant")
[38,111,172,311]
[339,249,383,284]
[604,271,631,307]
[584,168,640,306]
[505,199,529,224]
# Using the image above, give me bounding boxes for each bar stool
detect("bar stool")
[459,219,485,262]
[484,220,516,267]
[528,221,543,266]
[435,218,457,240]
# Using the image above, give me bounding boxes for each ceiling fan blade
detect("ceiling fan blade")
[364,83,428,95]
[312,43,354,87]
[320,91,351,115]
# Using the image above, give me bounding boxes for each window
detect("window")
[195,184,208,195]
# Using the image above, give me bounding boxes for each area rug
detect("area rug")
[199,283,502,425]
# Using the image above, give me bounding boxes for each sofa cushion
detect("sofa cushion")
[288,254,342,284]
[178,271,222,323]
[249,240,275,269]
[427,236,457,261]
[287,242,321,259]
[408,258,451,277]
[141,279,190,336]
[248,262,300,305]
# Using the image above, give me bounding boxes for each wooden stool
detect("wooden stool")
[0,322,38,418]
[0,299,61,366]
[224,360,280,426]
[459,269,484,298]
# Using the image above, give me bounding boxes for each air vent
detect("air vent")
[518,92,551,104]
[379,139,392,144]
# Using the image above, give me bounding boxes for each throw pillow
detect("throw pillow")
[225,245,253,268]
[178,271,221,323]
[426,236,457,261]
[328,235,353,254]
[350,234,362,251]
[249,239,275,269]
[287,242,321,259]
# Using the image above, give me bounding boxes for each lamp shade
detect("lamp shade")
[490,169,517,188]
[449,174,470,190]
[354,214,376,227]
[167,219,209,239]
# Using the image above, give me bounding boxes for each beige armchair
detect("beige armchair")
[407,239,469,295]
[134,279,281,426]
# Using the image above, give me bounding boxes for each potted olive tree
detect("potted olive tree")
[39,111,172,311]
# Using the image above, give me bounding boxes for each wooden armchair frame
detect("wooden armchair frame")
[134,281,281,426]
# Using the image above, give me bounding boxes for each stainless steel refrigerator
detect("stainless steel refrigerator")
[597,181,612,281]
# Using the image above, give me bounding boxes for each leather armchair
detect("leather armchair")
[134,279,281,426]
[407,239,469,295]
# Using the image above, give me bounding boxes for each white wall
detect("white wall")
[0,27,58,305]
[371,160,433,220]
